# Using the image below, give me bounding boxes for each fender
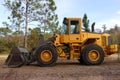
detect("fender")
[81,38,99,46]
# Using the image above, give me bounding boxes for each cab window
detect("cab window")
[70,20,80,34]
[61,23,68,34]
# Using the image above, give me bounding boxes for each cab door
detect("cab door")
[69,20,81,43]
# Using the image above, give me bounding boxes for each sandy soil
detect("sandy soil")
[0,53,120,80]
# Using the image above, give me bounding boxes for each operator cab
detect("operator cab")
[60,17,82,43]
[61,17,82,34]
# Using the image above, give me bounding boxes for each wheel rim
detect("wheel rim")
[40,50,52,62]
[88,50,100,61]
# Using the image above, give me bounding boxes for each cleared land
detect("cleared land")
[0,53,120,80]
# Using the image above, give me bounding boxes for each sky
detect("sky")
[0,0,120,31]
[54,0,120,30]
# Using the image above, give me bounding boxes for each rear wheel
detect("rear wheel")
[35,45,58,67]
[82,44,104,65]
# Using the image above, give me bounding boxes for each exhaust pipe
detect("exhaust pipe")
[91,22,95,32]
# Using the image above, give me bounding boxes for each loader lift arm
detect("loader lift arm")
[4,34,55,68]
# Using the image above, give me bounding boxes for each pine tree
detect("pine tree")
[30,0,59,34]
[4,0,59,47]
[82,13,90,32]
[4,0,25,45]
[0,27,11,37]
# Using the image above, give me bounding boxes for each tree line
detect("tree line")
[0,0,60,53]
[0,0,120,53]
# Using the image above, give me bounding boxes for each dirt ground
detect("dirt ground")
[0,53,120,80]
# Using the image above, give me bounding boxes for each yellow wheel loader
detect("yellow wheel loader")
[4,17,118,67]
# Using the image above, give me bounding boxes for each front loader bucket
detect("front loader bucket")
[4,46,29,68]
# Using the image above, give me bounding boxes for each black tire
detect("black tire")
[78,57,85,65]
[35,45,58,67]
[81,44,104,65]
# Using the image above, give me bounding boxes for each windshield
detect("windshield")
[61,23,68,34]
[70,20,80,34]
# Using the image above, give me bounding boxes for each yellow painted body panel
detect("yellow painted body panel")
[54,17,118,60]
[108,45,118,54]
[81,32,102,45]
[60,34,81,43]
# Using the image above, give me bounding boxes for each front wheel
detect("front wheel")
[78,58,85,65]
[35,45,58,67]
[81,44,104,65]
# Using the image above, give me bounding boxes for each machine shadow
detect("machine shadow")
[28,60,82,67]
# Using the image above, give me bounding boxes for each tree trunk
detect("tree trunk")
[24,0,28,48]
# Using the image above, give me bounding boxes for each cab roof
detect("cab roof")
[64,17,82,20]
